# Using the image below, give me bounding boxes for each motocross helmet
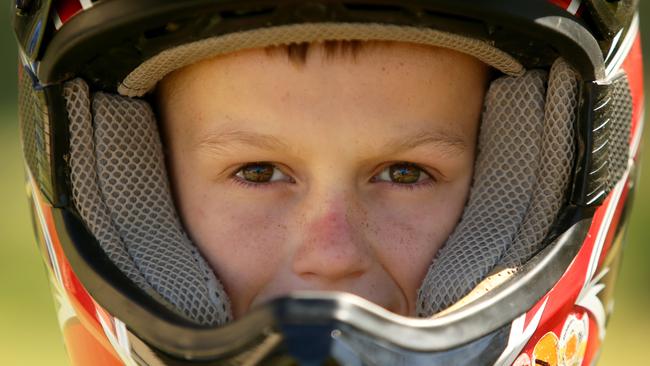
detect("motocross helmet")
[13,0,643,365]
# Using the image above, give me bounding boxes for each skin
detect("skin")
[157,43,488,318]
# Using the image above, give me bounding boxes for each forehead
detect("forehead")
[157,42,488,146]
[160,41,487,95]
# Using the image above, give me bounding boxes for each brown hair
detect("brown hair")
[266,40,375,65]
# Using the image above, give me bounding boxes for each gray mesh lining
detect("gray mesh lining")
[499,59,577,267]
[65,80,151,291]
[19,70,50,199]
[608,75,632,188]
[417,59,579,316]
[416,70,549,316]
[65,80,231,325]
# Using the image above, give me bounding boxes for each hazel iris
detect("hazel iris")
[389,163,421,184]
[241,163,274,182]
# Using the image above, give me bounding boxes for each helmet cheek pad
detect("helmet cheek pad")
[64,79,232,325]
[62,48,630,325]
[419,59,578,316]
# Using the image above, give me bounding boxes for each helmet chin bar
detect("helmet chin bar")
[129,296,511,366]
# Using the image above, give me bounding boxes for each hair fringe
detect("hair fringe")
[266,40,370,65]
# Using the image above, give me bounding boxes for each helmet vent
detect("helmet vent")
[220,6,276,20]
[607,74,632,190]
[19,69,53,201]
[341,3,405,13]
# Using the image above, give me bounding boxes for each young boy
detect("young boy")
[15,2,640,365]
[156,42,489,318]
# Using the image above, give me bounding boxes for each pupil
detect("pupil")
[242,163,273,182]
[390,163,420,184]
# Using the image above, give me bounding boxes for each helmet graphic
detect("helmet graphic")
[13,0,643,365]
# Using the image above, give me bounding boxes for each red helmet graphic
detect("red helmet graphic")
[13,0,643,365]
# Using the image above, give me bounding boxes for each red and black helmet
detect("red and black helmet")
[13,1,643,365]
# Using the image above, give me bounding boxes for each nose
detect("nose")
[292,197,372,283]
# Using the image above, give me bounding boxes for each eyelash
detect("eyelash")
[379,177,435,190]
[387,180,435,190]
[231,178,276,189]
[230,163,436,189]
[372,163,436,190]
[230,163,292,189]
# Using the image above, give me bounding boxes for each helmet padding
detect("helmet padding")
[65,80,232,325]
[418,59,577,316]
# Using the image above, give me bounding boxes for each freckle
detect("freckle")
[196,207,205,219]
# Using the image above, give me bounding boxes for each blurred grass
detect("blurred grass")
[0,104,68,364]
[1,5,650,366]
[599,133,650,364]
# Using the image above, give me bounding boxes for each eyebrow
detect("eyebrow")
[196,129,292,154]
[196,127,468,156]
[383,129,468,156]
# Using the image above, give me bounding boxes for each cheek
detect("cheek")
[367,181,471,299]
[176,185,290,317]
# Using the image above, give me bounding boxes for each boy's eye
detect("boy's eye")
[375,163,430,184]
[235,163,291,183]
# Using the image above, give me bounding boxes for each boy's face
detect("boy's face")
[158,43,488,318]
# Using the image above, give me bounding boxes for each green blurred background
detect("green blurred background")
[0,3,648,366]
